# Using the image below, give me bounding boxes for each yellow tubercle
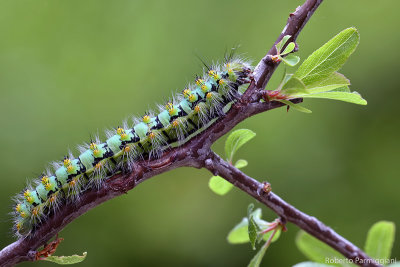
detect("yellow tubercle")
[41,176,49,185]
[143,115,151,123]
[69,179,76,187]
[67,165,75,173]
[48,194,57,204]
[195,78,204,86]
[93,149,101,158]
[206,92,213,99]
[32,207,39,217]
[90,143,97,151]
[172,120,179,127]
[117,127,124,135]
[189,94,196,102]
[183,89,191,98]
[24,190,33,203]
[63,158,71,167]
[166,102,176,116]
[194,105,201,113]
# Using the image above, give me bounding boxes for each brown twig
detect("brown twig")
[0,0,380,266]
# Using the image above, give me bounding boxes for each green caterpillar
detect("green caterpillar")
[12,56,253,237]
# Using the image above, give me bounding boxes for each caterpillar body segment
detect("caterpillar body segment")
[12,57,253,236]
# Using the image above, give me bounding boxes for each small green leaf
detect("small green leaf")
[279,100,312,114]
[235,159,248,169]
[282,54,300,66]
[276,35,291,52]
[294,28,360,85]
[281,42,296,55]
[225,129,256,162]
[227,218,250,244]
[248,215,261,250]
[208,176,233,195]
[247,203,255,218]
[247,204,262,249]
[293,262,333,267]
[228,208,280,244]
[247,242,269,267]
[301,91,367,105]
[281,77,307,95]
[296,231,352,267]
[365,221,395,261]
[228,208,261,244]
[44,252,87,265]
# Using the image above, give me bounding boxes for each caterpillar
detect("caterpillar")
[12,55,253,237]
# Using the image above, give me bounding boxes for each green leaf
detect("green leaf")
[225,129,256,162]
[227,217,251,244]
[281,42,296,55]
[235,159,248,169]
[282,54,300,66]
[281,77,307,95]
[276,35,291,52]
[330,86,351,92]
[293,262,333,267]
[294,28,360,85]
[247,242,269,267]
[282,73,293,85]
[279,100,312,114]
[305,72,350,94]
[44,252,87,265]
[263,227,281,243]
[364,221,395,261]
[208,176,233,195]
[295,231,353,267]
[301,91,367,105]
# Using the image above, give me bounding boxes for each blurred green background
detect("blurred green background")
[0,0,399,266]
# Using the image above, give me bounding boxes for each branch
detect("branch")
[0,0,379,266]
[203,152,378,266]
